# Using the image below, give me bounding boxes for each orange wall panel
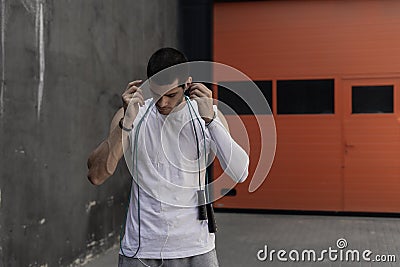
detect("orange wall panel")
[214,1,400,79]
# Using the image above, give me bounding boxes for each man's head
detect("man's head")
[147,47,191,115]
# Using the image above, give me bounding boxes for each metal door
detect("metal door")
[343,78,400,212]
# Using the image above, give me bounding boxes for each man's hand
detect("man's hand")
[188,83,214,123]
[122,80,145,125]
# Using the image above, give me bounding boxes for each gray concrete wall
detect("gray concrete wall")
[0,0,180,266]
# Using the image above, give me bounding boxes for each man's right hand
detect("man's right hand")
[122,80,145,125]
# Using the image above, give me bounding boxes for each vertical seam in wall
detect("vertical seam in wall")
[1,0,6,118]
[37,0,45,119]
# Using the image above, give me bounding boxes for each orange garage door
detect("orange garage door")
[213,0,400,212]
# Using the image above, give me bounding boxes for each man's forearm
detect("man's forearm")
[87,120,130,185]
[208,116,249,183]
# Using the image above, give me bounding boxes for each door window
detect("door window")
[352,85,394,114]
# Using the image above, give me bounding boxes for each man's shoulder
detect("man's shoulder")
[140,98,154,110]
[135,98,155,120]
[144,98,154,106]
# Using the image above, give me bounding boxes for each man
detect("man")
[87,47,249,267]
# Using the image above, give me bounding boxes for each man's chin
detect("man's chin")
[157,107,171,115]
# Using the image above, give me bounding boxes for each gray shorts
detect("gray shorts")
[118,249,219,267]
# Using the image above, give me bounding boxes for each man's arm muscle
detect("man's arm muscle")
[87,108,126,185]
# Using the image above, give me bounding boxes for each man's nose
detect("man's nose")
[157,96,168,107]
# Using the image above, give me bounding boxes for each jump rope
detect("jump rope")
[120,94,217,264]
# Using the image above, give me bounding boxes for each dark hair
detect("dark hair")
[147,47,189,86]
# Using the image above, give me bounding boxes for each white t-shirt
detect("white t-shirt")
[120,98,249,259]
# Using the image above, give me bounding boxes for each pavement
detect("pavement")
[81,212,400,267]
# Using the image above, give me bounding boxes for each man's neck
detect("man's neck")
[169,97,186,114]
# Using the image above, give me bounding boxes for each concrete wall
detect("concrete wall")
[0,0,180,266]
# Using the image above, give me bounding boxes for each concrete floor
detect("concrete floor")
[82,212,400,267]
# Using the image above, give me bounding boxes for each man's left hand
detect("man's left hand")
[188,83,214,123]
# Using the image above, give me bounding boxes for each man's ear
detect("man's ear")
[184,77,193,89]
